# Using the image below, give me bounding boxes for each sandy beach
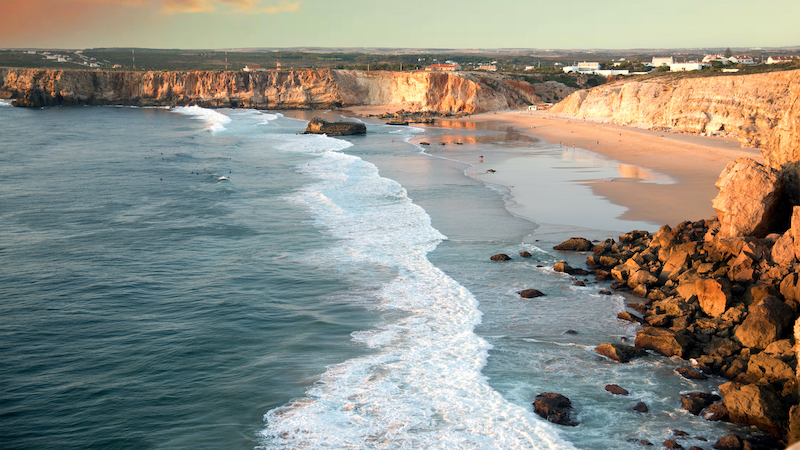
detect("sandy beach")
[451,111,764,228]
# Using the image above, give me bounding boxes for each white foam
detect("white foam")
[0,99,12,107]
[170,105,231,132]
[229,109,281,125]
[260,134,575,449]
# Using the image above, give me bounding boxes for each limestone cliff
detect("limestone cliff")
[550,70,800,149]
[0,68,540,114]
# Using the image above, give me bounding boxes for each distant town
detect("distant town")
[1,47,798,78]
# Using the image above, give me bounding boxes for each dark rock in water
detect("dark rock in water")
[605,384,629,395]
[554,237,594,251]
[533,393,579,426]
[553,261,590,276]
[663,439,684,450]
[632,402,649,413]
[519,251,532,258]
[598,289,613,295]
[573,280,586,286]
[304,116,366,136]
[386,119,408,126]
[673,430,689,437]
[681,392,719,415]
[676,368,708,380]
[617,311,645,324]
[595,343,648,363]
[701,402,729,421]
[565,329,578,335]
[490,254,512,261]
[519,288,545,298]
[712,434,743,450]
[419,142,430,145]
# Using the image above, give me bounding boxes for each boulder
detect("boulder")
[519,289,545,299]
[533,393,579,426]
[701,402,730,421]
[712,434,743,450]
[780,273,800,304]
[681,392,719,415]
[632,402,649,413]
[617,311,646,324]
[628,269,658,289]
[789,404,800,447]
[735,297,794,350]
[490,254,512,261]
[747,353,795,383]
[303,117,367,136]
[635,327,693,358]
[772,230,796,267]
[663,439,684,450]
[793,206,800,261]
[695,278,732,318]
[519,251,532,258]
[676,368,708,380]
[711,158,790,239]
[595,343,648,363]
[553,237,594,251]
[720,381,787,433]
[605,384,629,395]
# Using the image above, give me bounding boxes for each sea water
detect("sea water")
[0,102,753,449]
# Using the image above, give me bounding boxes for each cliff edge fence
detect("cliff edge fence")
[0,68,541,114]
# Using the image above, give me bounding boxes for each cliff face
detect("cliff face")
[551,70,800,149]
[0,68,540,114]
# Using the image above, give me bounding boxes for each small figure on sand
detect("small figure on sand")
[479,155,483,162]
[487,169,496,173]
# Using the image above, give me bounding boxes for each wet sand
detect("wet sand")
[445,110,764,229]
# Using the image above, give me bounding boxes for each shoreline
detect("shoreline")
[449,110,764,229]
[342,106,763,233]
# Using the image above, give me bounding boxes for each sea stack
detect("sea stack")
[303,116,366,136]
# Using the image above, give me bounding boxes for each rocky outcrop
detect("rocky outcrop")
[712,158,790,238]
[550,70,800,148]
[0,68,542,114]
[533,393,579,426]
[303,117,366,136]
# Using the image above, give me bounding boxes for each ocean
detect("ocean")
[0,101,749,449]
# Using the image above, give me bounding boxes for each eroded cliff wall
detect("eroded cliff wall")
[0,68,541,114]
[550,70,800,150]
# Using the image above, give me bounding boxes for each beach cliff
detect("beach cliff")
[551,69,800,150]
[0,68,541,114]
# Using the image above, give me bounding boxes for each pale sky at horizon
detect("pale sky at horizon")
[2,0,798,50]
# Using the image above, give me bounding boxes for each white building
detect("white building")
[578,61,601,71]
[477,64,497,71]
[243,65,266,72]
[767,56,794,64]
[702,55,729,64]
[729,55,755,65]
[669,63,704,72]
[652,56,674,67]
[425,63,460,72]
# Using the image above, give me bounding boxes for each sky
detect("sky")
[1,0,799,50]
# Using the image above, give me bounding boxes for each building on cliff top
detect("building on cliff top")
[669,62,704,72]
[477,64,497,71]
[243,65,266,72]
[651,56,674,67]
[767,56,794,64]
[425,63,460,71]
